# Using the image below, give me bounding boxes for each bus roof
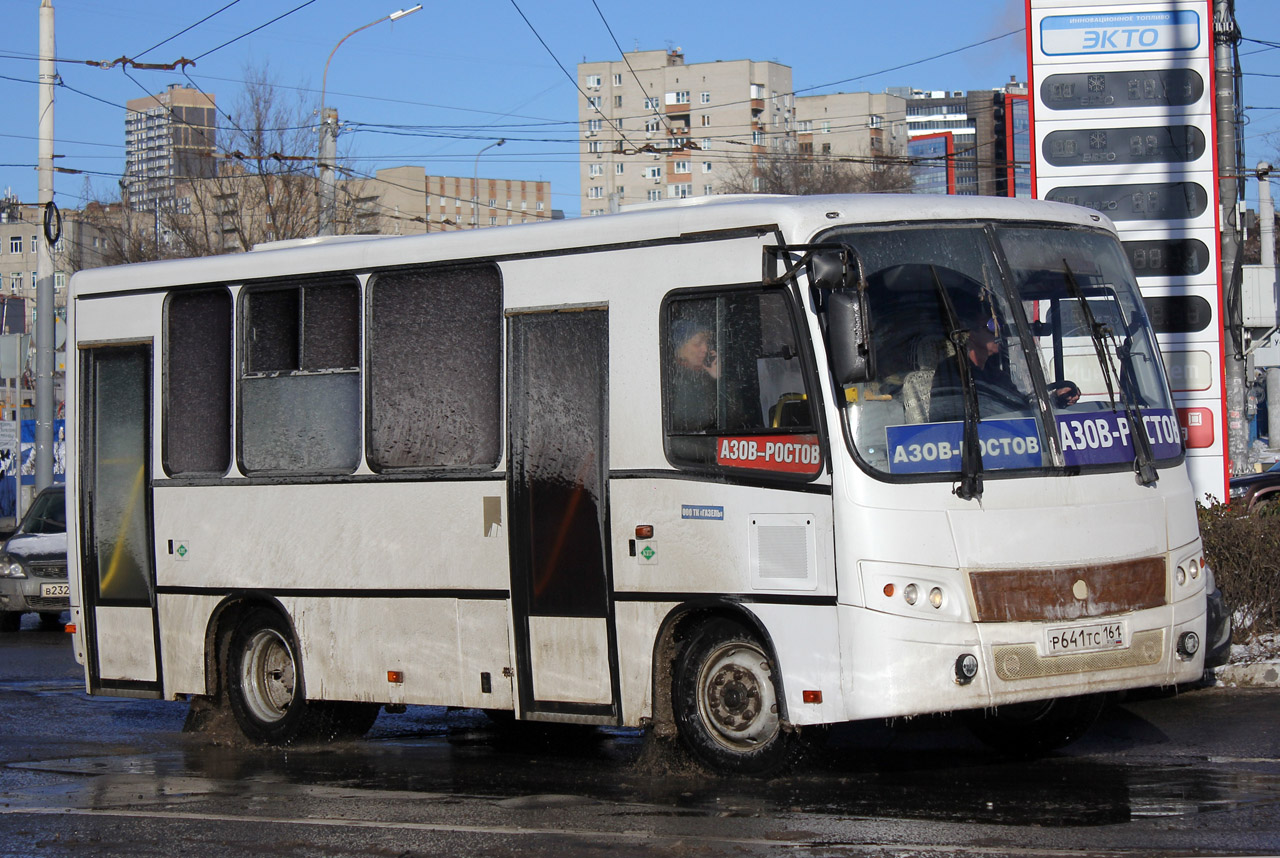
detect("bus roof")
[69,194,1114,297]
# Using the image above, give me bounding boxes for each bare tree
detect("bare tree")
[82,63,350,261]
[719,153,914,196]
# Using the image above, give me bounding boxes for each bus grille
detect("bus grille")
[992,629,1165,681]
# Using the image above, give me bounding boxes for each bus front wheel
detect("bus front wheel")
[672,619,807,775]
[964,693,1107,756]
[225,607,319,745]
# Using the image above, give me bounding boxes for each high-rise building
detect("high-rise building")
[576,50,793,214]
[794,92,908,190]
[124,84,218,212]
[893,81,1027,197]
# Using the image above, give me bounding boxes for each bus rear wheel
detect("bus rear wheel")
[225,608,322,745]
[964,693,1106,756]
[673,619,807,776]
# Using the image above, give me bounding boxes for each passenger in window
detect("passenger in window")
[669,320,720,432]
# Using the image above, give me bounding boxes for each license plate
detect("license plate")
[40,583,70,598]
[1043,620,1127,656]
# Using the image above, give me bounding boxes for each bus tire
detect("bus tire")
[225,607,321,745]
[964,693,1106,756]
[672,618,805,776]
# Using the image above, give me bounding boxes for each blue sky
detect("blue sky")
[0,0,1275,218]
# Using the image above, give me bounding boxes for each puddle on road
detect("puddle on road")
[9,705,1280,829]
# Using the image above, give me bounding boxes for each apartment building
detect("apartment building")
[124,84,218,213]
[0,195,108,334]
[795,91,908,188]
[348,167,554,234]
[576,49,793,214]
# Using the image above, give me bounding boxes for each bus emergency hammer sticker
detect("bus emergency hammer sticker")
[715,434,821,473]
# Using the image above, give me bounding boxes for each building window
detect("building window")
[588,119,602,132]
[750,83,765,99]
[9,273,19,293]
[614,95,622,108]
[701,91,711,104]
[644,97,660,111]
[702,138,712,150]
[29,236,37,253]
[588,186,604,199]
[613,73,622,86]
[645,117,661,133]
[821,121,831,133]
[9,237,20,254]
[537,202,544,211]
[645,166,662,180]
[674,160,691,174]
[703,184,714,195]
[702,162,712,173]
[615,163,625,175]
[668,183,693,199]
[666,91,690,105]
[797,120,812,133]
[489,216,497,225]
[587,96,601,109]
[585,74,602,89]
[54,272,65,290]
[589,163,603,177]
[753,131,764,145]
[647,190,662,202]
[869,114,883,129]
[165,288,232,476]
[701,115,711,127]
[240,278,361,475]
[588,141,602,153]
[368,264,502,471]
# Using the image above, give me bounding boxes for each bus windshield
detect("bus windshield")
[827,223,1181,478]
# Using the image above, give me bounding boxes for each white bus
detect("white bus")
[65,194,1209,774]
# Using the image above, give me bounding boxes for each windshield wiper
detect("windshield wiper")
[1061,261,1157,486]
[931,266,983,501]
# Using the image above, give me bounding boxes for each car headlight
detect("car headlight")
[1229,485,1248,499]
[0,556,26,579]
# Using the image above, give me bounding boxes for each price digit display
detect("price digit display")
[1040,69,1203,110]
[1044,126,1205,166]
[1045,182,1208,221]
[1141,295,1213,333]
[1123,239,1210,277]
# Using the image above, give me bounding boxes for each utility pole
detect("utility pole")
[35,0,55,493]
[1215,0,1247,477]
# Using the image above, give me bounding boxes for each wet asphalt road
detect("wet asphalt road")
[2,617,1279,857]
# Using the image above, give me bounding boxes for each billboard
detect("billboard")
[1026,0,1224,500]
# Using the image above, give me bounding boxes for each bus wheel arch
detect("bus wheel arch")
[653,603,806,775]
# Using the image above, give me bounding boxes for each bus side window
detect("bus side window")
[165,287,232,476]
[662,288,820,477]
[239,277,361,475]
[366,263,502,472]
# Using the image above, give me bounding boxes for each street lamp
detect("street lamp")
[472,139,505,228]
[317,5,422,236]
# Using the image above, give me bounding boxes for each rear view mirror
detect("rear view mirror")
[808,248,851,291]
[828,290,874,384]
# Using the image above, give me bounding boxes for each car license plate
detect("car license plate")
[40,583,70,598]
[1043,620,1127,656]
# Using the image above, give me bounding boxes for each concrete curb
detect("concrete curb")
[1212,661,1280,688]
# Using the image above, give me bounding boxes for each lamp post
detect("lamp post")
[472,139,505,228]
[318,5,421,236]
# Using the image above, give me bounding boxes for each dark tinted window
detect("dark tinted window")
[367,264,502,470]
[165,288,231,476]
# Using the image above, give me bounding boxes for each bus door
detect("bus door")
[78,344,162,698]
[507,308,619,722]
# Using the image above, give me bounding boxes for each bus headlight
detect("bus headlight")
[929,587,944,609]
[903,583,918,606]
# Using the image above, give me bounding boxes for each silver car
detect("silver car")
[0,485,67,632]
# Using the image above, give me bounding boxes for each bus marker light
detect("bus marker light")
[883,583,895,598]
[802,690,823,704]
[387,670,404,684]
[635,525,654,539]
[903,583,918,605]
[955,653,978,685]
[929,587,943,609]
[64,623,76,634]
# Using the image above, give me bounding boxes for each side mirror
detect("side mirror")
[828,290,874,384]
[807,249,850,291]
